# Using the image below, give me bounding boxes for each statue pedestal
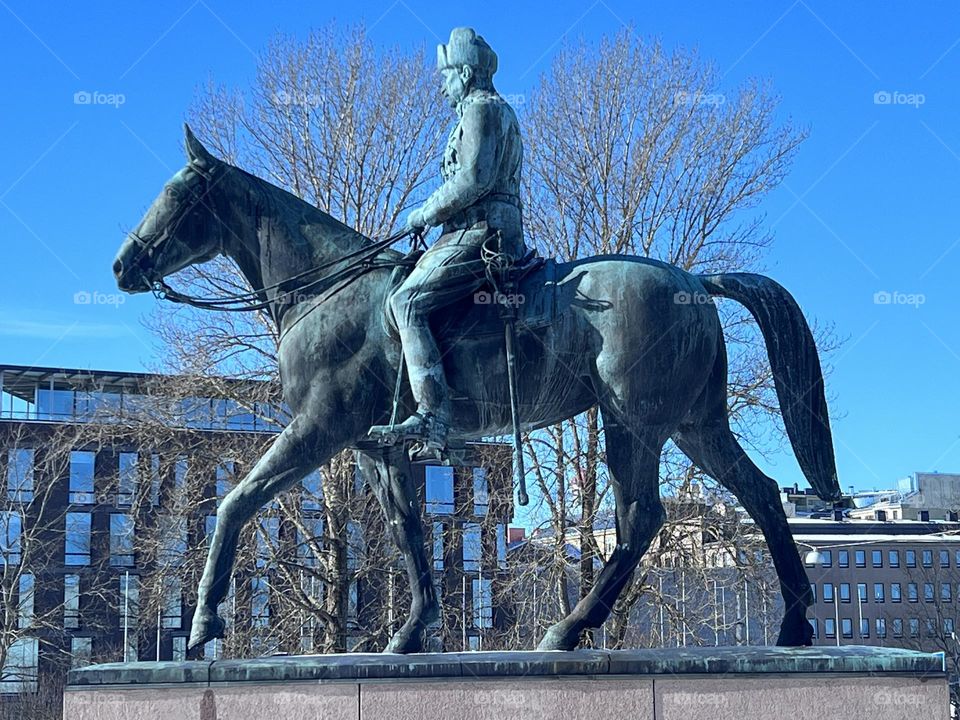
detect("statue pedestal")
[64,646,948,720]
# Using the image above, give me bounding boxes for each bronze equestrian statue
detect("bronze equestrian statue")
[112,27,841,654]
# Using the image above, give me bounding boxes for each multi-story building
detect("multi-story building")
[0,363,512,699]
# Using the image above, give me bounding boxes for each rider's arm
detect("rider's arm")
[421,100,504,228]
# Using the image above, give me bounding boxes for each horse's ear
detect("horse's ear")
[184,124,217,169]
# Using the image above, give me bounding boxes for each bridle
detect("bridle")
[127,162,417,314]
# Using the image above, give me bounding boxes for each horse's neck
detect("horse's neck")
[221,168,370,300]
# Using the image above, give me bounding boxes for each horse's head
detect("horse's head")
[114,125,226,293]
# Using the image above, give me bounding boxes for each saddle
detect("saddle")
[384,249,559,341]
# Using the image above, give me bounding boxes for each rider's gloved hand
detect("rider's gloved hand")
[405,207,427,233]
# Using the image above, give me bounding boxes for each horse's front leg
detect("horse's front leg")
[188,413,347,651]
[356,447,439,653]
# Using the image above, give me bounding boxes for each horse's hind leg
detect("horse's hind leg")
[188,414,343,650]
[673,418,814,646]
[356,448,439,653]
[538,420,667,651]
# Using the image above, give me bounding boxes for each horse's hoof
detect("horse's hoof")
[776,616,814,647]
[537,624,579,651]
[188,608,226,651]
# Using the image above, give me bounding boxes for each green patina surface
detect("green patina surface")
[66,646,946,688]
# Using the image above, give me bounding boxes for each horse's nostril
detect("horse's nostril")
[113,258,123,276]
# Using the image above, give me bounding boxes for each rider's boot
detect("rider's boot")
[369,328,452,450]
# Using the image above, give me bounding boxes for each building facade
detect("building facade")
[0,363,513,697]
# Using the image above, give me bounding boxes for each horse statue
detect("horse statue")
[112,126,842,654]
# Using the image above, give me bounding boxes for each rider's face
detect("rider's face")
[440,66,469,108]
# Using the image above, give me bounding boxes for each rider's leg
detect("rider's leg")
[371,242,486,445]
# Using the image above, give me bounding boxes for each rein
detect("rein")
[150,228,416,313]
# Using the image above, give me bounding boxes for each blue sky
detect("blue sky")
[1,1,958,493]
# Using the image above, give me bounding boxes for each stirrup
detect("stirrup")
[368,411,449,450]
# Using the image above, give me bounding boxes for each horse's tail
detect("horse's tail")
[699,272,841,503]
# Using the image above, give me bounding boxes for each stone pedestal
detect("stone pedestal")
[64,646,949,720]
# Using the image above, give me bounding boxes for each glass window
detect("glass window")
[860,617,869,638]
[924,583,935,602]
[496,523,507,569]
[888,549,900,568]
[215,461,234,505]
[823,583,834,603]
[876,618,886,638]
[71,637,92,668]
[942,583,952,603]
[892,618,903,637]
[64,574,80,629]
[17,574,34,629]
[1,511,22,564]
[837,549,849,567]
[110,514,135,567]
[69,451,95,504]
[891,583,902,602]
[172,636,187,662]
[841,618,853,638]
[346,520,362,571]
[251,576,270,628]
[472,468,488,516]
[425,466,454,514]
[839,583,850,603]
[463,522,482,572]
[922,549,933,568]
[940,549,950,568]
[906,549,916,567]
[946,618,956,635]
[161,577,182,629]
[871,550,882,567]
[955,550,960,568]
[926,618,936,637]
[857,583,867,603]
[824,617,836,638]
[65,512,91,565]
[174,456,188,493]
[149,454,161,506]
[810,583,816,604]
[855,550,866,567]
[37,388,74,420]
[117,452,137,506]
[256,517,279,569]
[432,521,444,571]
[471,577,493,629]
[6,448,34,502]
[809,618,818,638]
[820,549,832,568]
[302,470,323,511]
[0,638,38,692]
[908,583,918,602]
[874,583,885,602]
[158,515,187,567]
[119,574,139,632]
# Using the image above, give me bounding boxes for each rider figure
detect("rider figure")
[370,27,525,450]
